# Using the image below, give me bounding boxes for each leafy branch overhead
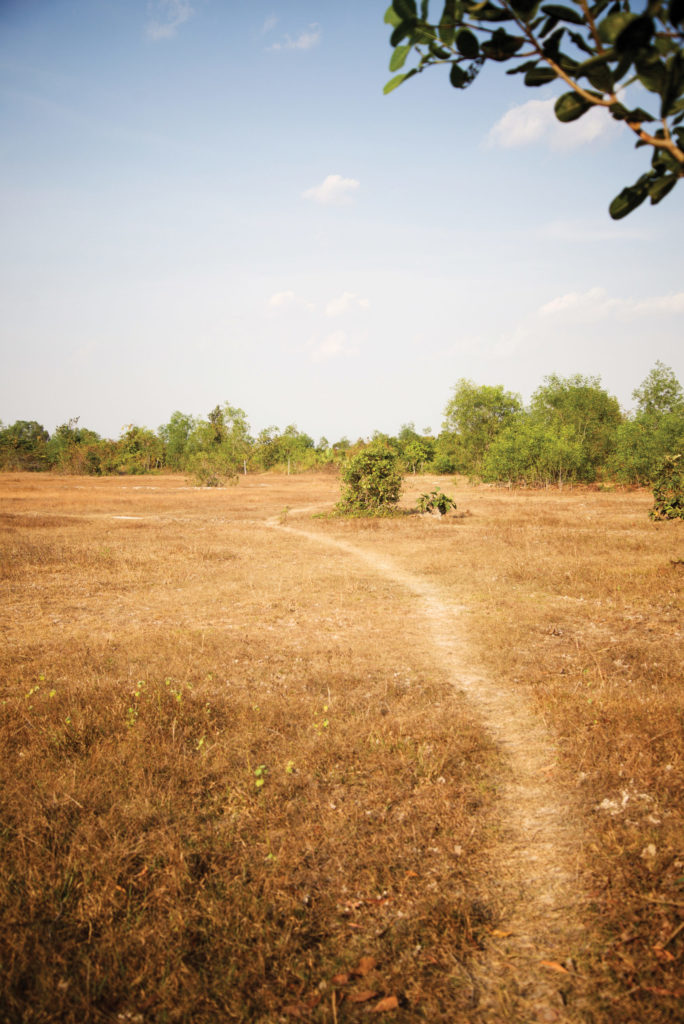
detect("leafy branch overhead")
[384,0,684,217]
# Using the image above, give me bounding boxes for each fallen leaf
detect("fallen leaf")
[652,946,676,963]
[352,956,377,977]
[331,973,349,985]
[347,990,378,1003]
[404,870,419,879]
[490,928,514,938]
[373,995,399,1012]
[539,960,570,974]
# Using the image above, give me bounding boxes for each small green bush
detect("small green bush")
[417,488,457,515]
[650,454,684,520]
[336,448,402,516]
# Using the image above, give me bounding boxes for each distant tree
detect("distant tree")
[46,418,103,474]
[610,363,684,482]
[118,425,164,474]
[443,379,522,474]
[0,420,50,471]
[187,404,252,475]
[529,373,622,480]
[383,1,684,218]
[632,360,684,419]
[158,411,197,470]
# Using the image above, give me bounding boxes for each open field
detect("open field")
[0,472,682,1023]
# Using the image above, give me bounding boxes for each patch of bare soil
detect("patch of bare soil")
[269,510,588,1022]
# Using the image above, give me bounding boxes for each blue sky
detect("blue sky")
[1,0,682,442]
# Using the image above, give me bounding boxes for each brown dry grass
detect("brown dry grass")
[0,472,681,1023]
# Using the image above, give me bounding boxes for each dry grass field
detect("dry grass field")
[0,472,681,1023]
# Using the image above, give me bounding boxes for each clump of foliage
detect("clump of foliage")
[417,487,457,514]
[336,447,403,515]
[187,451,237,488]
[383,1,684,218]
[650,453,684,519]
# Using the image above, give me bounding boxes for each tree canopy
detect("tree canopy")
[383,1,684,217]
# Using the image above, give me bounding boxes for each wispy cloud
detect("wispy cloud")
[487,97,620,151]
[267,290,314,312]
[310,330,357,362]
[302,174,360,206]
[538,287,684,319]
[268,24,321,51]
[262,15,278,34]
[325,292,370,317]
[146,0,194,40]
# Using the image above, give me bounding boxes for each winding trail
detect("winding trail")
[266,511,588,1022]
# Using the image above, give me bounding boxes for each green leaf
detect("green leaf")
[384,72,408,93]
[390,43,412,70]
[635,53,666,94]
[598,11,636,44]
[456,28,479,58]
[615,15,654,53]
[554,91,592,122]
[585,63,614,92]
[481,28,525,60]
[648,174,678,204]
[609,178,649,219]
[524,65,558,85]
[508,0,540,22]
[574,49,614,79]
[450,62,470,86]
[540,4,584,24]
[393,0,418,18]
[390,20,416,46]
[384,5,402,27]
[661,53,684,118]
[569,30,595,56]
[506,59,539,75]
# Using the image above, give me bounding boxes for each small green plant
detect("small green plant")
[254,764,267,790]
[417,488,457,516]
[650,454,684,521]
[336,446,402,516]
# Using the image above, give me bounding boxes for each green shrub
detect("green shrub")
[336,448,402,515]
[650,454,684,520]
[187,452,238,488]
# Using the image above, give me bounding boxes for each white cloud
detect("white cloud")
[324,291,370,317]
[268,23,321,51]
[262,15,278,33]
[538,287,684,319]
[267,290,314,312]
[146,0,194,40]
[310,330,357,362]
[302,174,360,206]
[487,97,620,151]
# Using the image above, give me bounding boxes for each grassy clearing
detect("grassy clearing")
[0,474,498,1023]
[1,472,681,1022]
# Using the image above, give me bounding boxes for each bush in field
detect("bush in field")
[336,447,402,515]
[417,488,456,515]
[187,452,238,488]
[650,454,684,521]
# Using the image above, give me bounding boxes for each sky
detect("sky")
[1,0,682,443]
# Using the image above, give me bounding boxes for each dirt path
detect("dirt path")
[266,513,589,1022]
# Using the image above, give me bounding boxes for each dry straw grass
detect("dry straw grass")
[0,472,681,1022]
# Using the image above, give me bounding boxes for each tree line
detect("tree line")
[1,363,682,487]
